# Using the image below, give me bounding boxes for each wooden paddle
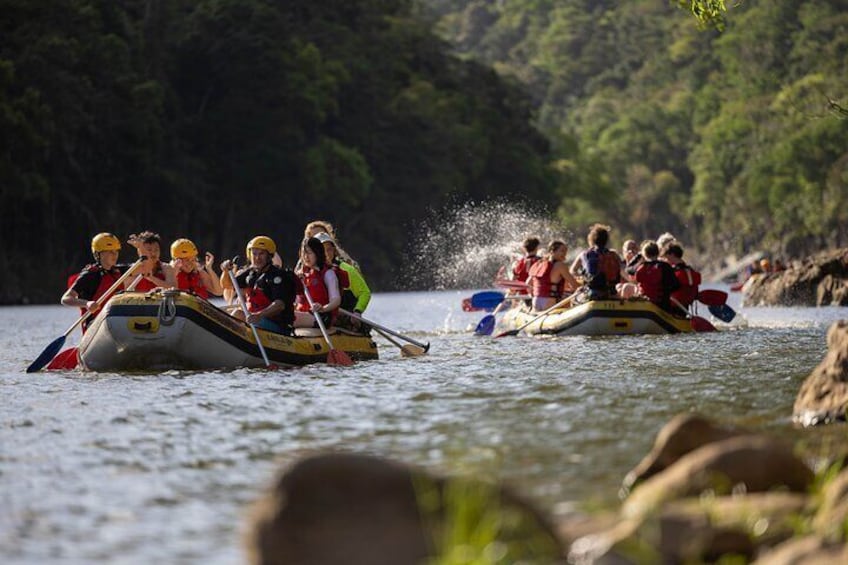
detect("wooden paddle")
[27,256,146,373]
[226,265,276,369]
[338,308,429,355]
[494,293,577,338]
[373,327,422,358]
[302,284,354,366]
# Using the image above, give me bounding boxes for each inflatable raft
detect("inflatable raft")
[78,290,378,371]
[496,299,695,336]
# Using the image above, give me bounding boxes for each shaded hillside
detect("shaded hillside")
[0,0,559,303]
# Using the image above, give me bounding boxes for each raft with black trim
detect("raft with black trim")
[496,299,695,336]
[78,290,378,371]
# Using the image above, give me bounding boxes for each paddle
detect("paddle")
[670,297,716,332]
[373,327,422,358]
[302,283,354,366]
[494,278,529,291]
[26,256,146,373]
[494,293,576,338]
[338,308,429,355]
[468,290,505,311]
[226,260,275,369]
[473,294,524,336]
[697,289,728,306]
[45,347,80,371]
[696,289,736,322]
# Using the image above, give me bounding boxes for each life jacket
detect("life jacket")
[133,262,166,292]
[635,261,674,307]
[528,259,565,299]
[69,264,124,327]
[512,255,542,283]
[296,265,332,313]
[582,247,621,291]
[332,261,351,291]
[176,270,208,299]
[670,263,701,308]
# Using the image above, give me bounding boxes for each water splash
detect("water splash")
[405,200,572,290]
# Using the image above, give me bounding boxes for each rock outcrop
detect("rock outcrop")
[793,320,848,426]
[743,248,848,306]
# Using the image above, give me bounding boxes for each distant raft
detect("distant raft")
[496,299,695,336]
[78,290,378,371]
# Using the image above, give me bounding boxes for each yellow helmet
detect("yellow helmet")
[91,232,121,254]
[170,238,199,259]
[246,235,276,258]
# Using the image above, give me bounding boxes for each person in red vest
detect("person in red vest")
[635,240,680,313]
[170,238,223,299]
[661,242,701,309]
[61,233,133,330]
[220,236,297,335]
[294,236,342,329]
[528,240,579,311]
[511,236,542,283]
[126,231,176,291]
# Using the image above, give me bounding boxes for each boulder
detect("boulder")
[621,413,746,496]
[743,248,848,306]
[793,320,848,426]
[621,436,813,521]
[245,452,564,565]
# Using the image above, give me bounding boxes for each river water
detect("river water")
[1,289,845,563]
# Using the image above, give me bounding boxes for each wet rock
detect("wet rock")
[743,248,848,306]
[245,452,564,565]
[753,535,848,564]
[621,436,813,521]
[621,413,745,496]
[793,320,848,426]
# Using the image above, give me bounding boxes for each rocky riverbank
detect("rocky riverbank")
[742,248,848,307]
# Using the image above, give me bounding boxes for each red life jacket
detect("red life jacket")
[582,247,621,292]
[245,286,271,313]
[635,261,666,304]
[512,255,542,283]
[69,264,124,327]
[332,263,350,291]
[670,263,701,307]
[176,270,208,299]
[528,259,565,299]
[296,266,332,312]
[133,262,166,292]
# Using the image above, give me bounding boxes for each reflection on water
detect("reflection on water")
[1,289,844,563]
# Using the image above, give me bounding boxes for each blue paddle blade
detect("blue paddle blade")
[27,335,67,373]
[470,291,505,310]
[474,314,496,336]
[708,303,736,323]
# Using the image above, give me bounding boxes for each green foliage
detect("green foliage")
[0,0,559,301]
[425,0,848,258]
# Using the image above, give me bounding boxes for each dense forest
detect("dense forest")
[424,0,848,260]
[2,0,847,303]
[0,0,556,303]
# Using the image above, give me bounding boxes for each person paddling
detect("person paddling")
[528,240,579,311]
[635,240,680,313]
[314,232,371,332]
[220,236,297,335]
[127,231,176,291]
[661,242,701,310]
[294,237,342,329]
[571,223,623,301]
[61,233,131,331]
[170,238,223,299]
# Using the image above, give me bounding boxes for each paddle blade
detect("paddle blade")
[46,347,79,371]
[470,291,505,310]
[698,289,728,306]
[494,329,519,338]
[708,303,736,323]
[26,336,67,373]
[691,316,717,332]
[474,314,496,336]
[400,344,427,358]
[327,349,355,367]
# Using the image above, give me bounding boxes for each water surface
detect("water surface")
[1,289,844,563]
